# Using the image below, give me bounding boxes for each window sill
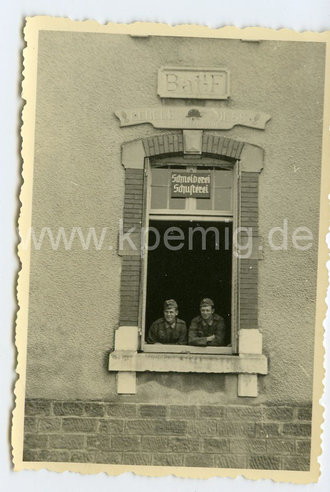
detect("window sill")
[109,327,267,396]
[143,344,233,355]
[108,350,267,375]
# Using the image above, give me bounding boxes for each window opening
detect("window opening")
[144,219,232,349]
[141,161,236,354]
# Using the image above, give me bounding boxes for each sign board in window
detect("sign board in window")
[171,172,212,198]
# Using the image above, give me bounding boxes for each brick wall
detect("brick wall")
[201,134,244,159]
[143,133,183,156]
[239,172,259,329]
[119,168,144,325]
[23,400,311,470]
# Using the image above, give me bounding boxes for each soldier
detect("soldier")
[147,299,187,345]
[188,298,226,346]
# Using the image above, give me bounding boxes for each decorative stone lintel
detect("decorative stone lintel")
[115,107,270,130]
[120,135,265,174]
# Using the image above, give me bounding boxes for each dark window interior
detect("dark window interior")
[145,220,232,345]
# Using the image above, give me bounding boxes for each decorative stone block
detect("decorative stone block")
[183,130,203,154]
[122,139,146,169]
[239,329,262,354]
[240,144,264,173]
[117,371,136,394]
[114,326,139,351]
[238,374,258,397]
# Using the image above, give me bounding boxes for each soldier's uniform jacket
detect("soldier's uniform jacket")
[147,318,187,345]
[188,313,226,346]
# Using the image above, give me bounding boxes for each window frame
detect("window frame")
[110,134,266,396]
[139,157,239,355]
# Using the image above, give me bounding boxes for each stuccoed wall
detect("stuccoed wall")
[25,32,325,404]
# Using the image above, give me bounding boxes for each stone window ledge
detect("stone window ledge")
[108,327,267,396]
[108,351,267,375]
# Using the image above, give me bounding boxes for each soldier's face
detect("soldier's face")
[164,308,177,323]
[200,305,214,320]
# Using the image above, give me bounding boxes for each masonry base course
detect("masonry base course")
[23,400,312,470]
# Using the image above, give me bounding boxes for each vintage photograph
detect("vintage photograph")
[13,17,329,482]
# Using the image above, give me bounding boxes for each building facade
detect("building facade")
[22,31,326,471]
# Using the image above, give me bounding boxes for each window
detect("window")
[141,158,237,355]
[111,135,266,396]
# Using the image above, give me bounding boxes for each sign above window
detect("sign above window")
[158,67,230,100]
[171,171,211,198]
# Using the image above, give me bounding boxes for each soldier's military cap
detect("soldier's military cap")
[163,299,178,310]
[200,298,214,307]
